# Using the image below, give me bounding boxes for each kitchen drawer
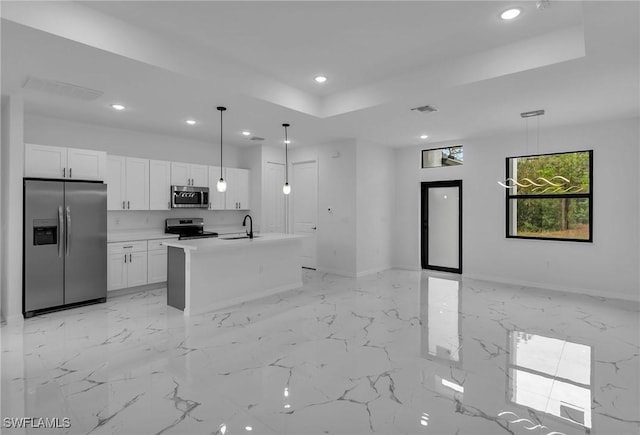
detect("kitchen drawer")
[108,240,147,254]
[148,238,177,251]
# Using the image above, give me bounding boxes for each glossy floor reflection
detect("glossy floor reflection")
[1,270,638,434]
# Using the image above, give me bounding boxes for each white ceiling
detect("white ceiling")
[1,1,638,149]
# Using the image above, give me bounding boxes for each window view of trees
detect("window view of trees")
[506,151,592,241]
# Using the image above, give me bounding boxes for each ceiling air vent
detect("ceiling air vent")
[22,76,104,101]
[411,104,439,113]
[250,136,265,141]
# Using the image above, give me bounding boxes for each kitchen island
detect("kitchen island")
[163,233,304,315]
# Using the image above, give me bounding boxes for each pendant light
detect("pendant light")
[216,106,227,193]
[282,123,291,195]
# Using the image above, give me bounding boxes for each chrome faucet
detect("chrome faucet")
[242,214,253,239]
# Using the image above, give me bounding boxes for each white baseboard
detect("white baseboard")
[185,281,303,316]
[316,267,356,278]
[462,272,640,303]
[356,267,391,278]
[391,264,422,272]
[5,314,24,325]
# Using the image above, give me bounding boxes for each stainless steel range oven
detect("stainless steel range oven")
[165,218,218,240]
[171,185,209,208]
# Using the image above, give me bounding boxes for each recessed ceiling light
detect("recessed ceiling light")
[314,75,327,83]
[242,131,251,136]
[185,119,197,125]
[111,104,125,111]
[500,8,522,20]
[420,134,429,140]
[284,140,291,144]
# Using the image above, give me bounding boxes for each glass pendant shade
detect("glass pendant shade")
[216,178,227,193]
[282,182,291,195]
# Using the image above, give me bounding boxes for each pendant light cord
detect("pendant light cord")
[284,125,288,183]
[220,109,223,179]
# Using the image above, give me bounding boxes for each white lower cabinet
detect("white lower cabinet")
[107,241,148,291]
[147,239,174,284]
[108,238,176,291]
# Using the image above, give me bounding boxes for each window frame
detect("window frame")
[504,150,593,243]
[421,145,463,168]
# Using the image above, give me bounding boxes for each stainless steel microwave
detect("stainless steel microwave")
[171,185,209,208]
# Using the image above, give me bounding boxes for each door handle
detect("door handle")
[312,226,317,230]
[58,206,64,257]
[65,206,71,256]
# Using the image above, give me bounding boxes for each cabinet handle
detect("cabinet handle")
[129,253,132,262]
[127,201,130,209]
[63,167,66,178]
[123,245,133,248]
[209,202,211,209]
[69,168,72,178]
[122,201,125,209]
[124,254,127,263]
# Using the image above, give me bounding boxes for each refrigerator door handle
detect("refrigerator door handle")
[66,206,71,256]
[58,206,64,258]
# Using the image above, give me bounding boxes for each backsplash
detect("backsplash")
[108,210,248,231]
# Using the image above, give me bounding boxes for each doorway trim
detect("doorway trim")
[421,180,463,274]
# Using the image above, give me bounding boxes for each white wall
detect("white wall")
[393,117,640,301]
[25,114,259,231]
[1,95,25,322]
[356,141,393,276]
[25,113,244,166]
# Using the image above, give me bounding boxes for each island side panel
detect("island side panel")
[188,238,303,315]
[167,246,186,311]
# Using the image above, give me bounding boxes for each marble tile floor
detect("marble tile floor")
[1,270,638,435]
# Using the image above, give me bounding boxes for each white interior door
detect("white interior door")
[264,162,285,233]
[292,160,317,269]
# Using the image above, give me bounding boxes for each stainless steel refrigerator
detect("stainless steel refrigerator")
[23,179,107,317]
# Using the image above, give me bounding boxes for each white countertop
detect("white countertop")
[108,230,179,243]
[108,225,254,243]
[163,233,306,252]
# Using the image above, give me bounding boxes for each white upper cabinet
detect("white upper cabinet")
[25,144,67,179]
[171,162,208,187]
[107,155,149,210]
[190,164,208,187]
[67,147,106,181]
[125,157,149,210]
[208,166,226,210]
[107,156,126,210]
[25,144,106,181]
[170,162,190,186]
[149,160,172,210]
[225,167,250,210]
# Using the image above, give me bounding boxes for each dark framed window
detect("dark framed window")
[422,145,463,168]
[505,150,593,242]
